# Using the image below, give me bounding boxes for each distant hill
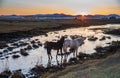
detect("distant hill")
[0,14,120,19]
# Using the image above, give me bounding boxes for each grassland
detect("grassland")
[0,18,120,33]
[0,19,82,33]
[46,50,120,78]
[0,18,120,41]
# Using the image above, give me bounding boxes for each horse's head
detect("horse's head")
[59,36,66,42]
[44,41,48,48]
[82,37,86,41]
[77,36,86,45]
[62,36,66,39]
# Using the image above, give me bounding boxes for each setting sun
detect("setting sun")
[77,11,89,15]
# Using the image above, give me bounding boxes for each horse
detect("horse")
[63,36,86,57]
[44,36,65,60]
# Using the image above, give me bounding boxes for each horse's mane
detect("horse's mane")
[57,36,65,43]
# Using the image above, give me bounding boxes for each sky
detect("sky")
[0,0,120,15]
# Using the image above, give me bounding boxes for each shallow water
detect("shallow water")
[0,24,120,75]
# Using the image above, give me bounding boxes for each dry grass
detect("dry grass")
[1,19,119,33]
[0,19,81,33]
[46,51,120,78]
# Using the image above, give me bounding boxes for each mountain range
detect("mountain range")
[0,14,120,19]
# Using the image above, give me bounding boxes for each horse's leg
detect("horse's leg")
[73,51,75,57]
[47,48,52,60]
[48,54,50,61]
[60,48,62,55]
[61,55,63,66]
[57,49,59,55]
[50,53,53,60]
[76,48,78,57]
[49,49,53,60]
[47,49,50,60]
[56,55,59,66]
[48,57,52,67]
[63,46,68,63]
[56,49,59,59]
[63,46,67,54]
[60,48,64,59]
[64,55,67,64]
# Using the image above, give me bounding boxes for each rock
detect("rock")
[69,57,78,64]
[20,49,29,56]
[52,39,57,41]
[45,34,48,37]
[31,65,46,75]
[54,32,58,34]
[88,36,98,41]
[19,42,28,47]
[3,49,8,53]
[11,70,25,78]
[12,43,19,47]
[26,45,32,50]
[0,70,12,78]
[0,42,8,49]
[12,55,20,59]
[77,52,89,60]
[55,36,60,38]
[99,36,106,41]
[95,46,106,53]
[20,52,29,56]
[32,44,39,49]
[63,30,66,32]
[37,41,42,46]
[0,52,2,55]
[5,56,9,59]
[38,43,42,47]
[106,36,111,39]
[31,40,36,44]
[20,49,25,52]
[35,39,39,41]
[7,47,15,51]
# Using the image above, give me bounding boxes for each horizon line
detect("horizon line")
[0,13,120,16]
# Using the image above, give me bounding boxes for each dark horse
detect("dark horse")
[44,36,65,59]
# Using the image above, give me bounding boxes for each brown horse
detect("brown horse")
[44,36,65,59]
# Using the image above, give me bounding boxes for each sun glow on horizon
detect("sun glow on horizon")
[76,11,90,16]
